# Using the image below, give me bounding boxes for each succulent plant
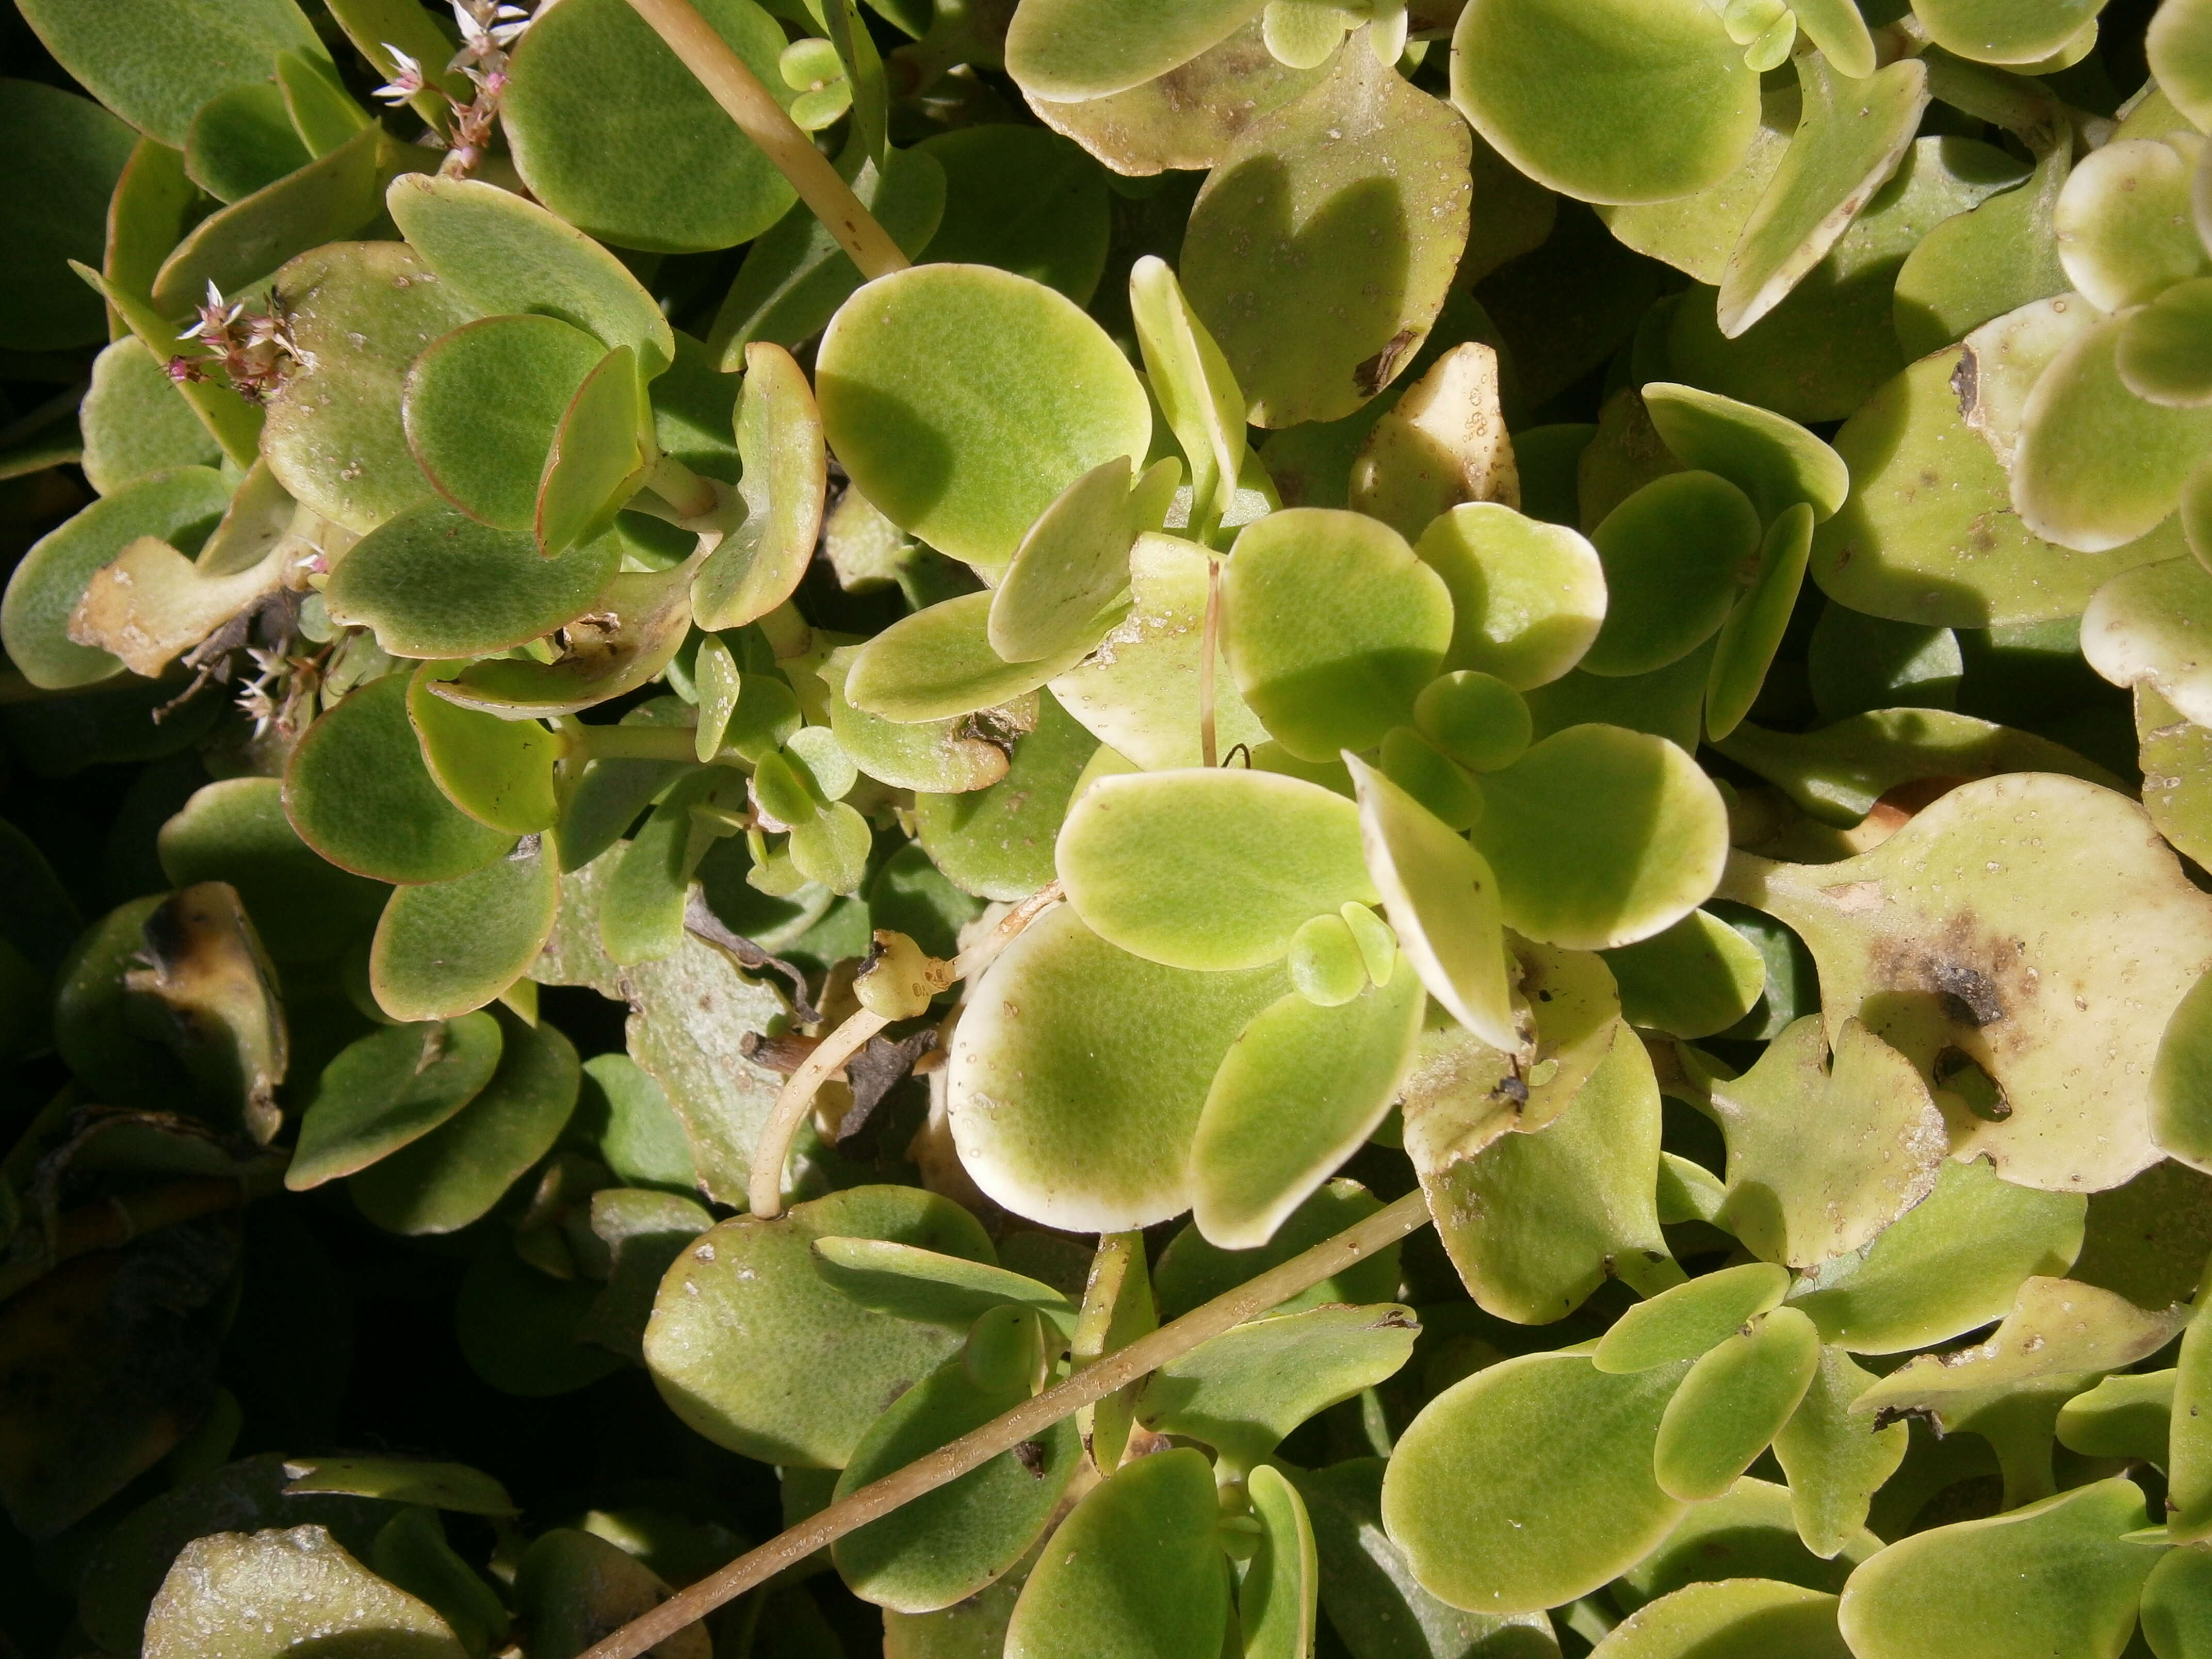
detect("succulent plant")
[7,0,2212,1655]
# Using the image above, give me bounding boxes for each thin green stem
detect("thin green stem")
[621,0,909,281]
[578,1189,1435,1659]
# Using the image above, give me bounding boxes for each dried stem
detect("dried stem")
[621,0,909,281]
[1200,557,1222,769]
[747,882,1065,1218]
[579,1189,1435,1659]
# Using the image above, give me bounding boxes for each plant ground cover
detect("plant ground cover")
[10,0,2212,1654]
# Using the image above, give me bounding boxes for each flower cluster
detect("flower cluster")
[375,2,538,176]
[167,280,307,403]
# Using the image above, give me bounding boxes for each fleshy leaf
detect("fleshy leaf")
[403,314,605,532]
[285,1014,503,1190]
[989,458,1176,664]
[1447,0,1756,207]
[1772,1347,1911,1560]
[2054,135,2210,314]
[1382,1351,1692,1616]
[846,591,1120,725]
[947,906,1287,1232]
[143,1525,464,1659]
[691,343,826,632]
[1652,1306,1821,1501]
[817,264,1151,572]
[1596,1262,1791,1374]
[368,839,561,1023]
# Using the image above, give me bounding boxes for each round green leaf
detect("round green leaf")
[537,344,646,558]
[1382,1351,1691,1616]
[16,0,321,150]
[1224,508,1453,762]
[503,0,798,253]
[369,838,561,1022]
[1007,0,1268,99]
[1652,1306,1821,1502]
[1836,1478,2155,1659]
[1599,908,1765,1039]
[351,1012,581,1235]
[143,1525,465,1659]
[1597,1262,1791,1374]
[1810,346,2185,628]
[2085,557,2212,728]
[284,672,516,884]
[1004,1449,1228,1659]
[285,1012,504,1190]
[644,1184,994,1468]
[947,905,1287,1232]
[1412,503,1606,690]
[158,776,389,963]
[1914,0,2109,66]
[1593,1581,1849,1659]
[1470,723,1729,950]
[1,466,232,690]
[328,502,621,662]
[907,690,1097,902]
[2141,1539,2212,1659]
[262,241,483,535]
[817,264,1152,571]
[2015,313,2212,554]
[2055,136,2210,315]
[2120,278,2212,409]
[2156,969,2212,1172]
[1347,753,1518,1052]
[1182,44,1472,428]
[1190,965,1425,1248]
[82,338,224,495]
[1448,0,1757,207]
[403,314,606,531]
[2153,0,2212,136]
[1058,768,1375,971]
[1583,471,1761,678]
[0,78,136,351]
[833,1353,1079,1613]
[691,341,826,632]
[385,173,675,375]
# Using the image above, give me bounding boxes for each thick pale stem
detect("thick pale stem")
[622,0,909,281]
[1200,557,1222,769]
[644,452,720,521]
[747,882,1066,1218]
[579,1189,1434,1659]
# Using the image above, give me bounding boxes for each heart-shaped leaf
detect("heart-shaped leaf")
[1773,1346,1911,1560]
[1184,43,1471,427]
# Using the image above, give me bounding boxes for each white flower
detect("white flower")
[373,45,427,104]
